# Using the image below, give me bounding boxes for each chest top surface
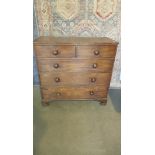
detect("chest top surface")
[34,36,118,46]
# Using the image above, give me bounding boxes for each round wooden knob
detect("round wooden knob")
[55,77,60,82]
[52,50,59,55]
[53,63,59,68]
[92,63,97,68]
[94,50,100,55]
[56,92,61,96]
[91,77,96,83]
[89,91,94,95]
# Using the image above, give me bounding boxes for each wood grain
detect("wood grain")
[77,45,117,58]
[34,36,118,105]
[34,36,118,46]
[34,45,75,58]
[37,59,114,72]
[41,86,108,100]
[39,72,112,86]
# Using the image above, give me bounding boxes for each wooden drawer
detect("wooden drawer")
[41,86,108,100]
[34,45,75,58]
[37,59,114,73]
[39,72,111,86]
[77,45,116,58]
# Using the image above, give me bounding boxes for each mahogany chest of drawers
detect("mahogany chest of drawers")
[34,37,118,106]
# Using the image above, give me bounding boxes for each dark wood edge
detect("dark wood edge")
[35,57,116,60]
[42,98,107,102]
[34,43,118,46]
[39,71,113,74]
[40,84,110,88]
[41,98,108,106]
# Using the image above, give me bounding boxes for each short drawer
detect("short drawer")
[34,45,75,58]
[41,86,108,100]
[37,59,114,73]
[77,45,117,58]
[39,72,111,86]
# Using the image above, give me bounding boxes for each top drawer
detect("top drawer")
[34,45,75,58]
[77,45,117,58]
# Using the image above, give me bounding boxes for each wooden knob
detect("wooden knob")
[92,63,97,68]
[52,50,59,55]
[89,91,94,95]
[55,77,60,82]
[53,63,59,68]
[56,92,61,96]
[91,77,96,83]
[94,50,100,55]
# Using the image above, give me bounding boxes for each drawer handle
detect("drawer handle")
[55,77,60,82]
[53,63,59,68]
[52,50,59,55]
[89,91,94,95]
[92,63,97,68]
[94,50,100,55]
[56,92,61,96]
[91,77,96,83]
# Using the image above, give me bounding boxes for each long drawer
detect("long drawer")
[39,72,112,86]
[41,85,108,100]
[37,59,114,72]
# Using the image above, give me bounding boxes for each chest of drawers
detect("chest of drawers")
[34,37,118,106]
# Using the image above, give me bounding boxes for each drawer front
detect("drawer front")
[41,86,108,100]
[37,59,114,72]
[77,45,116,58]
[34,45,75,58]
[39,72,111,86]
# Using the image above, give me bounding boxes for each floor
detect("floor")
[33,86,121,155]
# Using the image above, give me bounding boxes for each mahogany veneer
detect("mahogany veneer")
[34,37,118,106]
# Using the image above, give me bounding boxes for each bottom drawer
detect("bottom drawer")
[41,86,108,100]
